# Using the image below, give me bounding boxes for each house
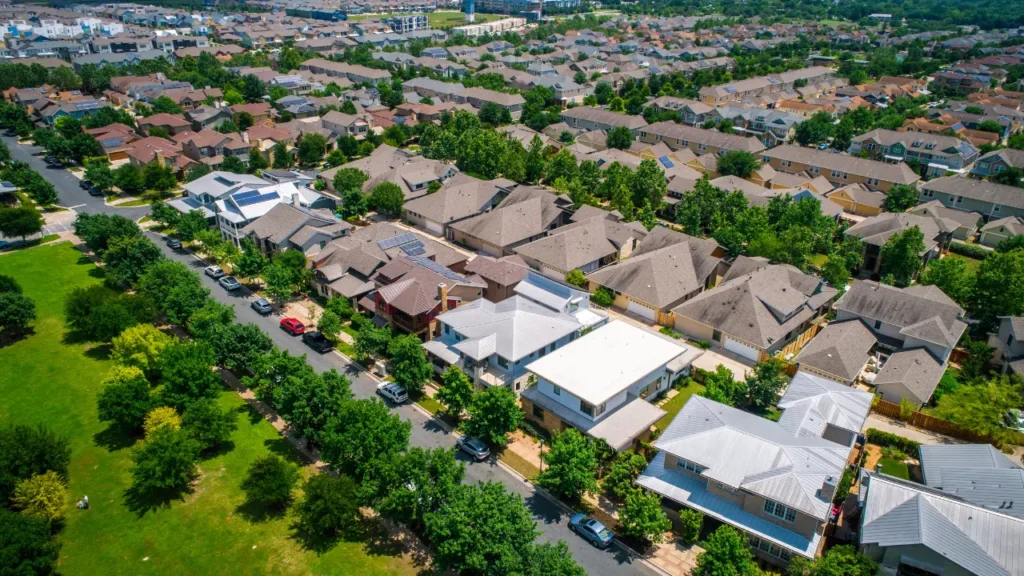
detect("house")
[126,136,193,175]
[241,201,352,254]
[859,471,1024,576]
[86,123,139,162]
[423,271,607,393]
[166,171,270,220]
[586,228,722,325]
[648,96,714,125]
[321,110,370,139]
[636,389,863,566]
[764,146,920,192]
[918,444,1024,518]
[322,144,457,200]
[178,129,252,168]
[310,224,469,302]
[697,67,836,104]
[231,102,273,127]
[370,255,486,338]
[402,174,516,237]
[216,183,338,246]
[835,280,966,405]
[638,121,767,156]
[448,186,573,257]
[35,98,108,126]
[849,129,980,176]
[971,147,1024,178]
[980,216,1024,248]
[824,183,886,217]
[185,105,233,131]
[989,316,1024,375]
[463,255,531,302]
[908,200,983,240]
[920,176,1024,222]
[137,113,192,136]
[671,256,838,362]
[844,212,957,276]
[521,320,699,451]
[794,320,877,385]
[454,87,526,120]
[514,211,646,282]
[708,106,804,147]
[402,78,465,101]
[559,106,649,133]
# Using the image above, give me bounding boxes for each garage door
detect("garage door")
[626,299,656,322]
[725,338,760,362]
[425,220,444,236]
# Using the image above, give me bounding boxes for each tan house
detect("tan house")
[825,183,886,217]
[763,145,920,192]
[638,121,766,156]
[448,186,573,257]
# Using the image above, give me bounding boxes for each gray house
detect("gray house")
[989,316,1024,376]
[921,176,1024,222]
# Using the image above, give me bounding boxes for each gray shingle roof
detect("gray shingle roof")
[402,173,515,225]
[835,280,966,348]
[874,348,946,404]
[923,176,1024,210]
[794,320,877,382]
[514,215,641,273]
[448,186,570,248]
[844,212,957,250]
[766,145,920,185]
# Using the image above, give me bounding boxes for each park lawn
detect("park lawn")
[878,457,911,480]
[0,243,416,576]
[654,380,706,432]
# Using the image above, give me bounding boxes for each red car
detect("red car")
[279,318,306,335]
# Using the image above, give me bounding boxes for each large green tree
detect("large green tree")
[368,181,405,217]
[970,248,1024,332]
[619,488,672,544]
[96,366,153,432]
[787,544,878,576]
[883,183,920,213]
[919,256,976,307]
[129,428,200,494]
[295,474,361,539]
[537,428,598,503]
[137,260,210,324]
[463,386,523,447]
[102,235,164,288]
[437,366,474,419]
[320,398,411,481]
[360,446,464,531]
[241,454,299,510]
[879,225,925,287]
[157,341,221,410]
[0,206,42,243]
[387,334,432,395]
[693,525,760,576]
[716,150,761,178]
[745,357,788,410]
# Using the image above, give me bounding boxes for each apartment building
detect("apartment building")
[559,106,649,133]
[849,129,979,176]
[638,121,766,156]
[763,145,920,192]
[697,67,836,105]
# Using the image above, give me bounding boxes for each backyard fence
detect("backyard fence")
[871,399,1024,446]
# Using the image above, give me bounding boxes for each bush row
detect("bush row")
[948,240,990,260]
[865,428,921,455]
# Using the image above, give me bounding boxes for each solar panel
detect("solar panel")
[659,154,674,169]
[403,246,426,257]
[75,101,102,110]
[236,191,279,207]
[406,255,467,282]
[399,240,424,255]
[377,231,418,250]
[232,189,261,202]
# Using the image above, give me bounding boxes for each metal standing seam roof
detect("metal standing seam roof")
[919,444,1024,519]
[860,472,1024,576]
[777,371,873,438]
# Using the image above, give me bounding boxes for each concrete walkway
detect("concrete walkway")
[865,414,966,446]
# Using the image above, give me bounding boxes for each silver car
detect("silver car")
[204,265,224,279]
[218,276,241,291]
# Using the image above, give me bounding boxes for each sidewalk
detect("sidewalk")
[865,414,966,446]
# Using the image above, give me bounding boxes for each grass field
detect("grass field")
[345,10,503,28]
[0,243,416,576]
[654,380,706,432]
[878,457,911,480]
[947,253,984,273]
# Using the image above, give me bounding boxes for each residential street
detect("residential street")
[14,129,659,576]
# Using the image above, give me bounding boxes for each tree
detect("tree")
[130,428,200,493]
[694,525,760,576]
[158,341,220,410]
[619,488,672,544]
[236,111,254,131]
[437,366,474,419]
[114,163,145,195]
[271,142,292,169]
[0,510,61,576]
[699,365,746,407]
[388,334,432,395]
[977,120,1004,134]
[637,200,657,231]
[879,226,925,287]
[919,256,976,307]
[73,212,141,253]
[970,248,1024,332]
[565,269,588,288]
[368,181,405,217]
[209,322,273,376]
[931,377,1022,444]
[0,206,42,243]
[883,183,920,212]
[150,95,183,115]
[717,150,761,178]
[247,147,269,173]
[144,406,181,438]
[102,235,164,288]
[787,544,878,576]
[324,149,347,168]
[678,508,704,545]
[795,111,835,146]
[992,166,1024,187]
[219,155,245,174]
[316,309,342,344]
[463,386,523,447]
[137,260,210,325]
[632,158,667,210]
[175,209,209,242]
[603,451,649,500]
[320,398,411,481]
[63,285,155,342]
[423,481,539,575]
[186,299,234,342]
[181,397,237,452]
[0,424,70,505]
[262,262,299,304]
[295,474,361,539]
[231,240,266,281]
[0,292,34,337]
[354,322,392,361]
[538,428,598,502]
[185,163,212,182]
[745,357,788,410]
[85,159,116,195]
[297,133,328,166]
[361,447,464,530]
[241,454,299,510]
[820,252,852,287]
[12,471,67,522]
[96,365,152,432]
[606,126,634,150]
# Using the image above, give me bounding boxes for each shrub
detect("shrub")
[677,508,703,545]
[881,446,909,461]
[865,428,921,455]
[899,397,915,421]
[948,241,990,260]
[659,326,682,339]
[834,468,854,504]
[592,286,613,307]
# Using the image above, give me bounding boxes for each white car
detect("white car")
[204,265,225,279]
[377,382,408,404]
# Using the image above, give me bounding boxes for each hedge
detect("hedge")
[865,428,921,455]
[948,241,990,260]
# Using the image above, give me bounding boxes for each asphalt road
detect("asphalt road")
[8,128,659,576]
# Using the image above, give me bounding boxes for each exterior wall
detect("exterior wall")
[921,187,1024,220]
[981,228,1015,247]
[827,193,882,217]
[797,362,857,385]
[822,424,856,447]
[878,381,924,406]
[763,157,903,192]
[740,491,820,541]
[674,315,716,343]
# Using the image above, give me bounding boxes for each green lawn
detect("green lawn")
[808,253,830,268]
[878,457,911,480]
[947,254,983,273]
[0,243,416,576]
[654,380,706,432]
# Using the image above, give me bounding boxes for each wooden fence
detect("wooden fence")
[871,399,1024,446]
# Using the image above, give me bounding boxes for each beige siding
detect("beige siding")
[741,492,820,541]
[674,315,715,342]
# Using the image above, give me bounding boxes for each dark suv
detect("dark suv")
[302,331,333,353]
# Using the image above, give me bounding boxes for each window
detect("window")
[675,458,707,474]
[831,169,842,178]
[580,401,606,418]
[762,155,770,163]
[533,404,545,419]
[553,385,561,396]
[763,499,797,523]
[874,319,882,330]
[497,356,509,369]
[956,195,963,204]
[712,329,722,342]
[749,536,792,561]
[995,205,1001,212]
[716,482,740,494]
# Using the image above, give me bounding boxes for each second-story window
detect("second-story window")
[763,499,797,523]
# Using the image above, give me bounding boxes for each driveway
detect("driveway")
[148,232,661,576]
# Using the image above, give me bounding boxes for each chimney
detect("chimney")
[438,283,449,312]
[821,475,838,501]
[154,150,165,168]
[242,131,250,144]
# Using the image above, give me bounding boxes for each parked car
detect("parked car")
[456,436,490,461]
[79,179,92,190]
[44,156,62,167]
[0,240,9,250]
[218,276,241,291]
[302,331,333,353]
[1005,409,1024,432]
[250,298,273,315]
[569,514,614,549]
[377,382,409,404]
[87,185,104,197]
[166,238,182,250]
[204,265,224,279]
[279,317,305,335]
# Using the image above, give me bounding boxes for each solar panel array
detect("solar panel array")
[377,231,418,251]
[659,154,675,169]
[235,190,280,207]
[399,240,426,257]
[74,100,102,110]
[406,255,466,283]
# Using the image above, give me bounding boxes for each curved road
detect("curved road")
[9,133,661,576]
